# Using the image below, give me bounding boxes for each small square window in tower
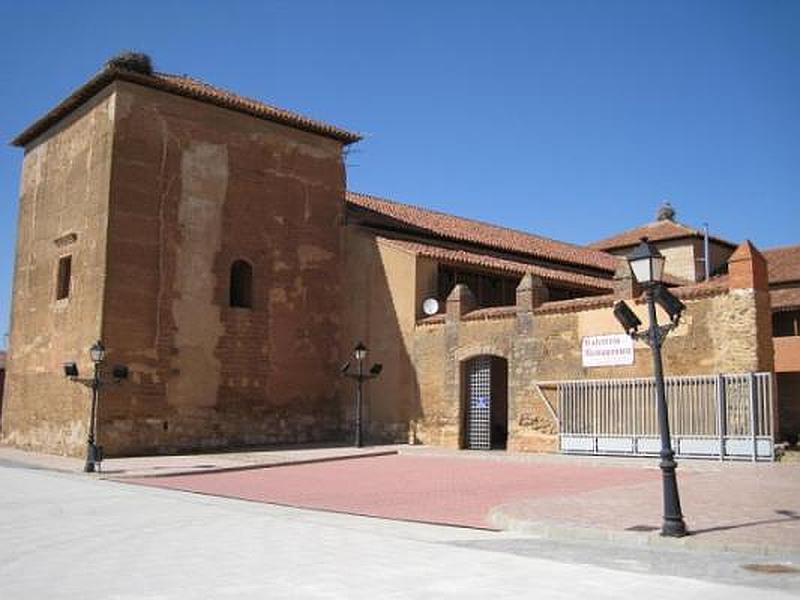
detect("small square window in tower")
[56,255,72,300]
[229,260,253,308]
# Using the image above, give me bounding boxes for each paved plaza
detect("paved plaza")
[2,460,800,599]
[2,444,800,598]
[3,444,800,553]
[122,453,656,530]
[108,447,800,554]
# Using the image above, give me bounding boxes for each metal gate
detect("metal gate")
[466,356,492,450]
[558,372,774,461]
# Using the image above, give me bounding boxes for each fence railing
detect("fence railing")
[557,372,774,461]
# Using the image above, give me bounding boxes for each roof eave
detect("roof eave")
[11,68,362,148]
[346,193,620,276]
[594,231,737,252]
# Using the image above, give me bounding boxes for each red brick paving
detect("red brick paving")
[496,463,800,551]
[123,454,656,529]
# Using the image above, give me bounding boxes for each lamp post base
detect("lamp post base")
[661,517,688,538]
[84,442,100,473]
[659,453,688,537]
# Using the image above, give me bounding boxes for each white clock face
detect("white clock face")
[422,298,440,316]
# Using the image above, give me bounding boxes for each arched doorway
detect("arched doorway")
[463,355,508,450]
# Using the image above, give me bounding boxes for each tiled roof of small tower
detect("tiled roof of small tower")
[347,191,620,273]
[589,202,736,251]
[12,54,361,147]
[762,244,800,285]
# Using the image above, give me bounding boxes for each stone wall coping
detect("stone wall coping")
[533,294,617,315]
[416,278,731,325]
[417,314,446,326]
[462,306,517,321]
[534,278,730,315]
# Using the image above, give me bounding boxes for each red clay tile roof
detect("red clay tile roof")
[590,219,735,251]
[13,67,361,147]
[377,237,613,292]
[771,288,800,311]
[763,244,800,285]
[348,192,619,273]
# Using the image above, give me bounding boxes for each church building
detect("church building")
[1,54,796,458]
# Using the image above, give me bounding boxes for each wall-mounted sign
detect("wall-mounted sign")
[581,334,634,367]
[472,397,490,409]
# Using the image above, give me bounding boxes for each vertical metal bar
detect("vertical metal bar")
[624,379,629,436]
[766,372,776,462]
[592,382,598,453]
[749,372,758,462]
[566,383,572,434]
[572,382,577,434]
[716,374,725,461]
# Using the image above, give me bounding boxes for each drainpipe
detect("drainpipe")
[703,222,711,281]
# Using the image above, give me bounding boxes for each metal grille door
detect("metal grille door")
[467,356,492,450]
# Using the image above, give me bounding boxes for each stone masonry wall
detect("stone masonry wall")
[411,248,772,453]
[1,89,116,455]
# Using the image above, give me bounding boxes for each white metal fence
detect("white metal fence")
[558,372,774,461]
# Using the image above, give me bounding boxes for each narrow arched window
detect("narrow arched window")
[229,260,253,308]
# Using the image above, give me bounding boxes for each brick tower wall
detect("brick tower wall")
[97,81,349,455]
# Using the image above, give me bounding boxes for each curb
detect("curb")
[103,449,399,479]
[488,506,800,558]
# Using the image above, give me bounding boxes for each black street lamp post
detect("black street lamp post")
[614,237,688,537]
[64,340,129,473]
[341,342,382,447]
[86,340,105,473]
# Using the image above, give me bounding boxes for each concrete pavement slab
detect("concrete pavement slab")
[0,443,399,477]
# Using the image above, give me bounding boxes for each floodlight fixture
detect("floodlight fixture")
[64,362,79,378]
[613,300,642,335]
[654,285,686,324]
[112,365,129,380]
[369,363,383,376]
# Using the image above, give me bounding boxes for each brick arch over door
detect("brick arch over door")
[454,343,510,367]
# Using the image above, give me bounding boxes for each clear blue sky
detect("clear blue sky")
[1,1,798,346]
